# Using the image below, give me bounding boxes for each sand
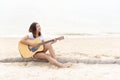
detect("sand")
[0,37,120,80]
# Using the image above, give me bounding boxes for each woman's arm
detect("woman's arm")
[20,36,39,48]
[51,39,57,44]
[20,35,33,46]
[20,35,43,48]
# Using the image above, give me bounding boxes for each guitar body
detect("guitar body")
[18,37,44,58]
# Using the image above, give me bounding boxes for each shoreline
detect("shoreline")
[1,32,120,39]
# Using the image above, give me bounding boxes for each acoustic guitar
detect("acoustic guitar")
[18,36,64,58]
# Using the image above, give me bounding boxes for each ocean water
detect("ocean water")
[0,26,120,38]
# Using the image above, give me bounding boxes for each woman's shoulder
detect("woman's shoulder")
[40,34,44,40]
[27,32,32,35]
[27,32,34,39]
[27,32,44,40]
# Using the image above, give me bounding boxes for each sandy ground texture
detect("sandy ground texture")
[0,37,120,80]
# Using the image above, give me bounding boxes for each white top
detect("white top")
[27,32,44,40]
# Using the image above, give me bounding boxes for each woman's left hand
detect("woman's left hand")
[51,38,57,44]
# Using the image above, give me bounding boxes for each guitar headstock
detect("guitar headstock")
[56,36,64,40]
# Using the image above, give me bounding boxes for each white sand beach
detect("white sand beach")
[0,37,120,80]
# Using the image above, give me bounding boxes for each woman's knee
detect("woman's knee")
[45,43,52,49]
[34,53,47,59]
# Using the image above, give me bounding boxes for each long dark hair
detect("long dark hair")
[29,22,41,38]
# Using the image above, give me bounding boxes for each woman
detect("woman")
[20,22,67,68]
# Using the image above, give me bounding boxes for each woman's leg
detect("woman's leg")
[43,43,56,58]
[33,53,64,67]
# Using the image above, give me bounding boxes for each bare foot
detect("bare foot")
[61,63,73,68]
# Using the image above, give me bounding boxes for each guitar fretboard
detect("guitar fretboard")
[38,36,64,46]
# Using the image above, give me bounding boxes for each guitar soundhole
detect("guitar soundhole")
[28,46,38,52]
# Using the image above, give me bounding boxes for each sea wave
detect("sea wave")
[1,32,120,38]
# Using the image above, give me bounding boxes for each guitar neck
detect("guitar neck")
[41,39,54,45]
[38,37,63,46]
